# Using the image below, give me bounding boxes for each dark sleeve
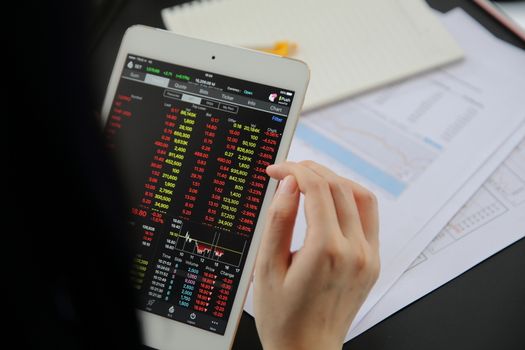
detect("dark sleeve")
[8,1,142,349]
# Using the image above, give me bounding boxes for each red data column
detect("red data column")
[181,113,219,221]
[131,106,180,247]
[105,93,133,149]
[206,128,239,226]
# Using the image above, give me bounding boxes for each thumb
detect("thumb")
[258,175,300,277]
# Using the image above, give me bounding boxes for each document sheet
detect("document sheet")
[349,134,525,339]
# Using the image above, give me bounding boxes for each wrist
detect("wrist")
[262,338,342,350]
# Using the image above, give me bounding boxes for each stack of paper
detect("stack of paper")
[348,9,525,340]
[244,8,525,341]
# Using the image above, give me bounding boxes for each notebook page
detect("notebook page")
[162,0,463,110]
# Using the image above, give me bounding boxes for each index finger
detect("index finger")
[267,162,340,236]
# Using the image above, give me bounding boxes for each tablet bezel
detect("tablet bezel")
[101,25,309,350]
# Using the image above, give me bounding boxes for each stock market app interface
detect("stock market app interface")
[105,54,295,334]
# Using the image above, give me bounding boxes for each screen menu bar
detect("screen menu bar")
[123,55,294,116]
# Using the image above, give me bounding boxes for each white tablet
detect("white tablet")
[101,26,309,350]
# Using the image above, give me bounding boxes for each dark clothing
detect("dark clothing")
[9,1,142,348]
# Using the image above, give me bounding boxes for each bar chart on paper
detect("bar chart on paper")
[408,138,525,268]
[486,141,525,206]
[410,187,508,265]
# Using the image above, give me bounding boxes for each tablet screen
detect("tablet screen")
[105,54,295,334]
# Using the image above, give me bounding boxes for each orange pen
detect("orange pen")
[255,41,298,57]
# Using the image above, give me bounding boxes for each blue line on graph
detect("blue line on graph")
[423,137,443,150]
[295,123,407,197]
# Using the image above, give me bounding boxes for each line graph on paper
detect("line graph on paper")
[296,72,489,198]
[169,219,247,267]
[319,111,438,182]
[297,104,440,197]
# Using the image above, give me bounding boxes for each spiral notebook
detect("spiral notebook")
[162,0,463,111]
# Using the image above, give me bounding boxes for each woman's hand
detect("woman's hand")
[254,161,380,350]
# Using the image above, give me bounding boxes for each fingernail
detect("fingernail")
[266,164,276,173]
[278,175,297,194]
